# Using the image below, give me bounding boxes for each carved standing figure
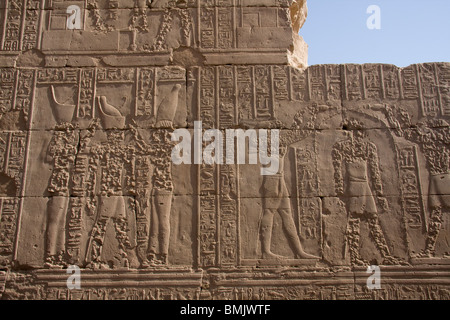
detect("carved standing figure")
[259,120,318,261]
[385,106,450,258]
[147,84,181,266]
[404,120,450,257]
[45,86,77,268]
[86,97,132,269]
[132,84,181,267]
[332,119,403,266]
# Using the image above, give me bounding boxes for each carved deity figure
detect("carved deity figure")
[87,97,132,269]
[66,119,100,265]
[403,120,450,257]
[133,84,181,267]
[44,86,78,268]
[259,119,318,261]
[332,119,403,266]
[385,105,450,257]
[66,5,82,30]
[45,123,78,268]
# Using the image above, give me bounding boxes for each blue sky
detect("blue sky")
[301,0,450,67]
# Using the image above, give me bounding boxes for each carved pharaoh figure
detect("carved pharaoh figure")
[332,119,403,266]
[86,96,132,269]
[132,84,181,267]
[147,84,181,266]
[259,120,318,261]
[44,86,78,268]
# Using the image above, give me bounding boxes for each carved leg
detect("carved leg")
[148,193,160,264]
[89,217,109,269]
[45,196,69,268]
[260,209,285,259]
[367,215,406,265]
[367,215,391,258]
[114,217,131,268]
[155,190,173,265]
[423,207,443,257]
[278,208,319,259]
[346,218,366,266]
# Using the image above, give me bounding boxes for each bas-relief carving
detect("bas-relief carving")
[331,119,407,266]
[383,107,450,260]
[1,65,448,299]
[0,1,449,301]
[25,71,185,269]
[1,0,305,68]
[0,63,447,299]
[1,65,448,258]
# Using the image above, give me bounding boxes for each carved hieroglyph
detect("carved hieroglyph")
[0,0,449,300]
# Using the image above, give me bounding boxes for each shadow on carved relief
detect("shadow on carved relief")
[0,173,16,198]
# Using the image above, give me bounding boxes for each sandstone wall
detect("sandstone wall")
[0,0,449,300]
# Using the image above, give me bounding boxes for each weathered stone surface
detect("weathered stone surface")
[1,0,307,68]
[0,0,449,301]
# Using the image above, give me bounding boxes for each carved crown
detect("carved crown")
[156,84,181,128]
[49,86,76,124]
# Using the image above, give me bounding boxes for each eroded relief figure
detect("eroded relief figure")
[44,86,78,268]
[87,0,110,32]
[133,84,181,267]
[67,118,100,265]
[386,109,450,258]
[332,119,404,266]
[86,97,133,269]
[128,0,193,51]
[405,120,450,257]
[383,104,450,258]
